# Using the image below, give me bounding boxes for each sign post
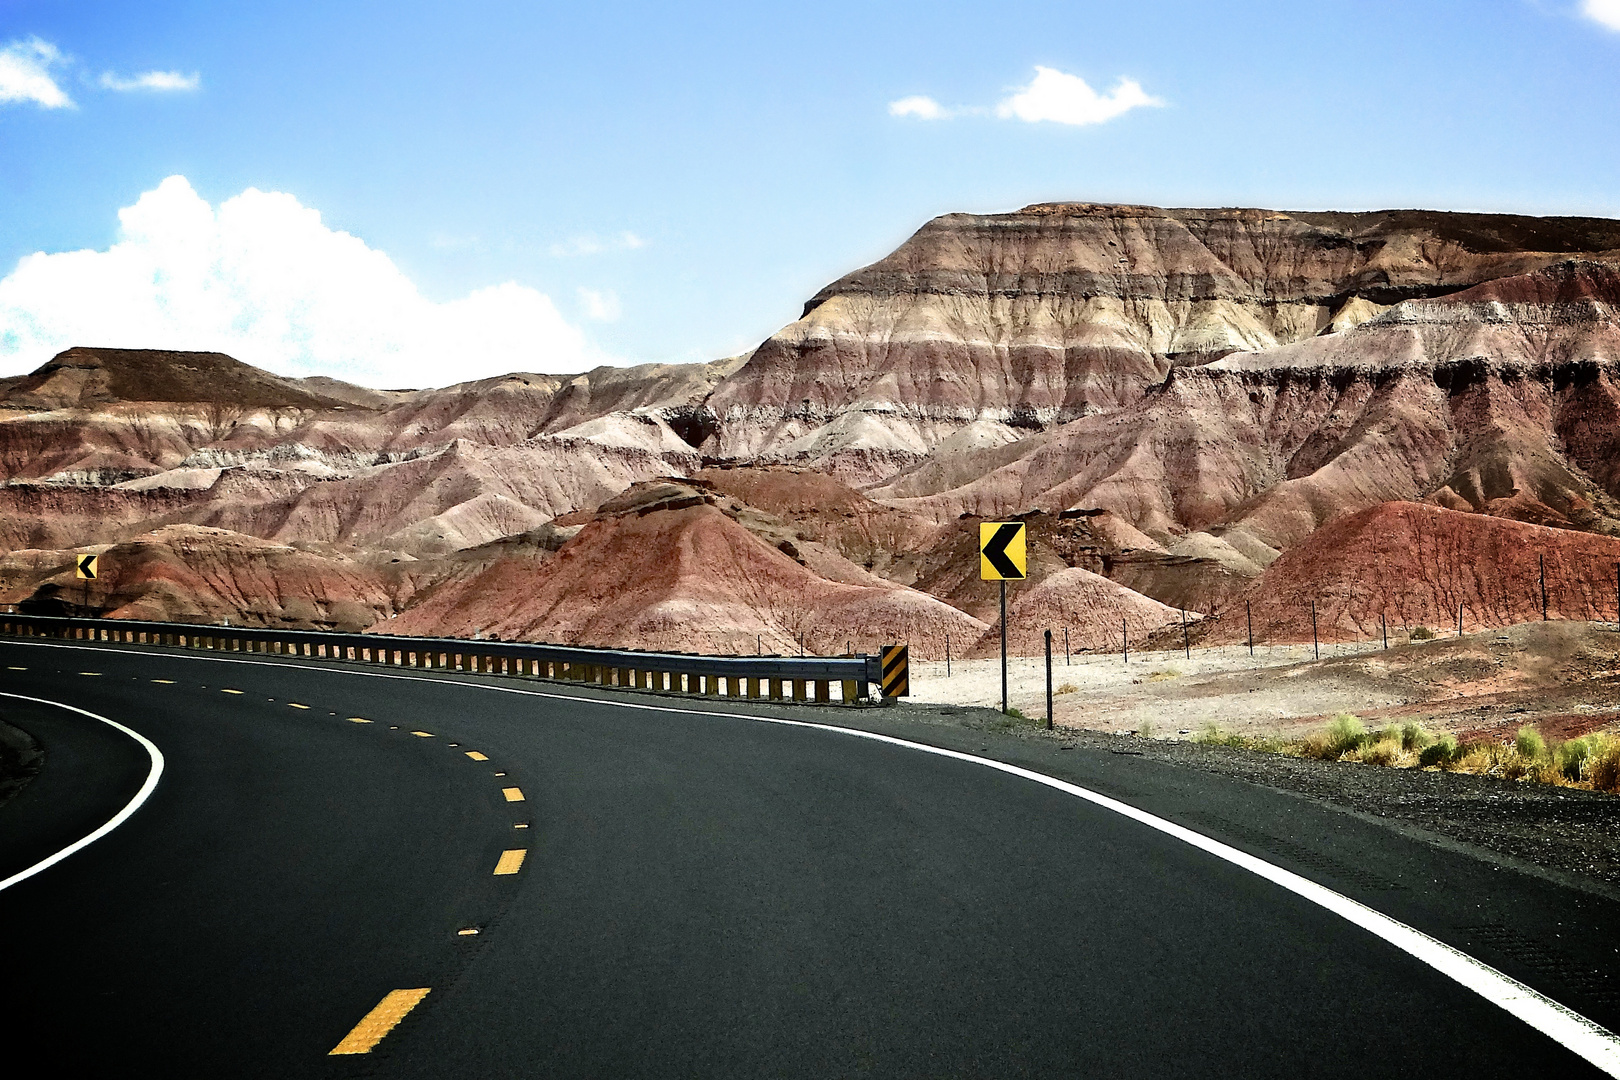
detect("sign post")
[980,521,1027,716]
[75,553,99,616]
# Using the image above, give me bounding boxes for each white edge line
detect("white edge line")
[6,639,1620,1073]
[0,691,165,893]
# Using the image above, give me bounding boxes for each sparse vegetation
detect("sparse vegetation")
[1418,734,1461,768]
[1514,726,1546,761]
[1409,626,1435,641]
[1185,716,1620,794]
[1056,682,1078,695]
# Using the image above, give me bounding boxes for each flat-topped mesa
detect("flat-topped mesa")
[703,203,1620,483]
[0,347,352,411]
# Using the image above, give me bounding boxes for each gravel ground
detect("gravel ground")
[887,702,1620,899]
[911,622,1620,739]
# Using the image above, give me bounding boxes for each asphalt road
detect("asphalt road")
[2,637,1618,1078]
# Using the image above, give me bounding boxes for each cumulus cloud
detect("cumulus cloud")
[0,176,610,388]
[1583,0,1620,30]
[577,287,622,322]
[997,66,1162,126]
[100,70,200,92]
[888,94,951,120]
[0,37,72,109]
[891,67,1161,127]
[548,231,645,258]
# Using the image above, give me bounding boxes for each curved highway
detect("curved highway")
[1,637,1617,1078]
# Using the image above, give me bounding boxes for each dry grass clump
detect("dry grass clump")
[1056,682,1078,695]
[1190,716,1620,795]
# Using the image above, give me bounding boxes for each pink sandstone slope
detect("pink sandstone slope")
[1211,501,1620,644]
[375,501,987,658]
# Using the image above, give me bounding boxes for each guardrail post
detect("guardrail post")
[841,679,858,704]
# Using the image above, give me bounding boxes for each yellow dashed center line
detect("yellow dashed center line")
[501,787,525,802]
[221,688,243,695]
[328,987,431,1055]
[465,751,488,761]
[151,679,174,684]
[347,717,372,724]
[6,666,25,671]
[493,849,527,875]
[79,672,101,676]
[288,703,310,709]
[410,730,434,738]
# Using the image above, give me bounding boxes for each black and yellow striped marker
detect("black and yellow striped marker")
[881,644,909,699]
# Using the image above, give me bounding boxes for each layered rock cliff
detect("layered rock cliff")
[703,205,1620,483]
[9,202,1620,647]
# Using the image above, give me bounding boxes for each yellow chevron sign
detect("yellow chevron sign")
[979,522,1026,580]
[76,554,99,580]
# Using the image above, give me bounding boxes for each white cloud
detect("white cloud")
[548,231,645,258]
[0,176,611,388]
[0,38,73,109]
[1582,0,1620,30]
[889,95,950,120]
[577,288,621,322]
[100,70,200,93]
[997,66,1162,126]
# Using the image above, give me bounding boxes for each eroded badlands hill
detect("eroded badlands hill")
[705,205,1620,483]
[8,201,1620,652]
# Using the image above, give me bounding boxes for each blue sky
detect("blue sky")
[2,0,1619,385]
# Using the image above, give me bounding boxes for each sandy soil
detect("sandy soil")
[909,619,1620,740]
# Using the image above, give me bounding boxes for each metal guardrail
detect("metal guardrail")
[0,613,885,706]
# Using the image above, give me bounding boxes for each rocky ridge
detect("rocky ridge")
[7,203,1620,654]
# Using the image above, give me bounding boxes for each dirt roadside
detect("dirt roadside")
[889,669,1620,901]
[910,620,1620,742]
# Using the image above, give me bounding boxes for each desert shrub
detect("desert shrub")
[1399,721,1434,751]
[1325,714,1369,758]
[1457,744,1501,774]
[1375,724,1403,746]
[1533,761,1574,787]
[1410,626,1435,641]
[1514,727,1547,761]
[1196,723,1246,748]
[1056,683,1078,695]
[1361,739,1399,767]
[1591,736,1620,793]
[1419,734,1461,768]
[1138,719,1157,739]
[1557,737,1594,782]
[1300,732,1334,759]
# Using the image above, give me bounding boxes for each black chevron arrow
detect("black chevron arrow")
[77,554,97,579]
[982,523,1024,579]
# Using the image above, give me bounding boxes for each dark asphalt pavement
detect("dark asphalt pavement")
[1,637,1616,1078]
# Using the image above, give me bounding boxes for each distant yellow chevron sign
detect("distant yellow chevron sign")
[979,522,1026,581]
[75,554,99,580]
